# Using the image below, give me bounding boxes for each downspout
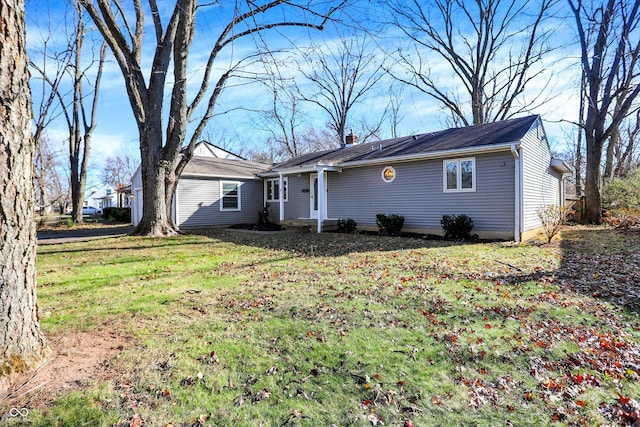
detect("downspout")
[278,173,284,222]
[511,145,521,243]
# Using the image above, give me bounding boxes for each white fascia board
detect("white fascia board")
[180,173,262,180]
[260,165,341,177]
[261,143,519,176]
[336,143,520,170]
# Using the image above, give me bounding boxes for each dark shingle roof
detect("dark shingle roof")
[183,156,271,178]
[273,115,539,170]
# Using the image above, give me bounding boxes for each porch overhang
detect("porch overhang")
[259,164,342,178]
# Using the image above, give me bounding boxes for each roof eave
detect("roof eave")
[550,159,572,175]
[180,172,264,180]
[263,142,521,176]
[339,143,520,169]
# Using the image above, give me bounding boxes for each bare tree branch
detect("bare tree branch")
[385,0,559,125]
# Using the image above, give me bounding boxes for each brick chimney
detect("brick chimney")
[345,131,359,146]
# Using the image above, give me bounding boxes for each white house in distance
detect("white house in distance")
[131,116,571,242]
[84,184,117,210]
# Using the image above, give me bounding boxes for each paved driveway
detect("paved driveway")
[37,225,135,245]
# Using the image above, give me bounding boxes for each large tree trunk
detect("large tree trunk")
[70,156,84,223]
[134,122,179,236]
[583,132,604,224]
[0,0,49,380]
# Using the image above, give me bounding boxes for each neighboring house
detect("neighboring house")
[131,116,570,241]
[84,184,117,210]
[116,183,133,208]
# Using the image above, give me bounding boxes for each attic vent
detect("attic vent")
[412,135,418,140]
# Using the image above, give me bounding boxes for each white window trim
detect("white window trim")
[220,181,241,211]
[265,177,288,202]
[443,157,476,193]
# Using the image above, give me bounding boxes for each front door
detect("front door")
[310,174,318,219]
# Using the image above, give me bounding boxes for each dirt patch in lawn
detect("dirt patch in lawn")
[0,331,129,413]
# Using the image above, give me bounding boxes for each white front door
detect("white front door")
[310,174,318,219]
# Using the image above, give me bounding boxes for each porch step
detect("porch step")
[280,219,314,232]
[279,219,338,232]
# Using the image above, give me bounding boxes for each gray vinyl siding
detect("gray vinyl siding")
[266,174,310,220]
[520,120,562,231]
[176,177,264,227]
[326,151,516,234]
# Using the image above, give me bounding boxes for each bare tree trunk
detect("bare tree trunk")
[569,0,640,224]
[603,125,620,180]
[584,133,603,223]
[616,112,640,177]
[80,0,343,236]
[575,70,585,196]
[135,123,177,236]
[0,0,49,380]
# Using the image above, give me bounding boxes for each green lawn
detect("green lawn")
[7,226,640,426]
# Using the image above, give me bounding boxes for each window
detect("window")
[443,158,475,192]
[220,181,241,211]
[266,177,288,202]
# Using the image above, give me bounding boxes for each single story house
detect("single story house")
[131,142,273,227]
[132,115,571,241]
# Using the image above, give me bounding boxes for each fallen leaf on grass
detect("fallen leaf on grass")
[130,414,143,427]
[366,413,385,425]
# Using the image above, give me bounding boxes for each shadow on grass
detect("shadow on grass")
[497,226,640,311]
[191,227,473,257]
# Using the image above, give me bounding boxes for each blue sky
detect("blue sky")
[25,0,582,187]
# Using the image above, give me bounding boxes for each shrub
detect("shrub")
[104,207,131,223]
[376,214,404,235]
[336,218,358,234]
[441,214,474,240]
[603,167,640,212]
[258,207,271,225]
[536,205,570,243]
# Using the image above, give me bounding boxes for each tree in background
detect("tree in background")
[385,0,558,126]
[604,111,640,179]
[256,70,340,161]
[260,75,311,160]
[80,0,345,236]
[103,154,137,189]
[0,0,49,382]
[613,113,640,178]
[295,32,387,145]
[29,0,107,223]
[29,5,73,215]
[34,136,68,215]
[568,0,640,223]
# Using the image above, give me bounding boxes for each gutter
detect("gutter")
[261,142,520,177]
[180,173,264,180]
